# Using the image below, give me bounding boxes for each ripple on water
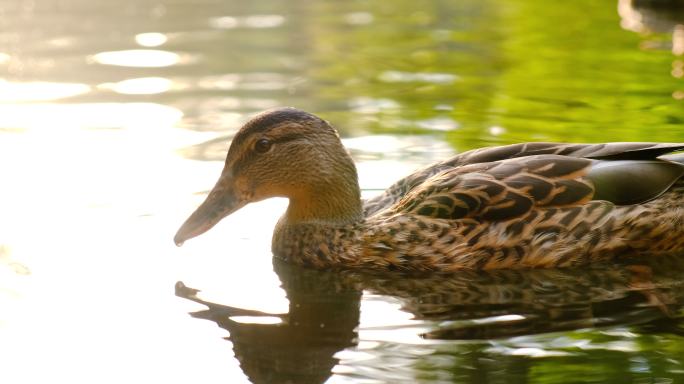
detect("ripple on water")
[209,14,285,29]
[99,77,175,95]
[344,12,374,25]
[0,103,182,131]
[349,97,401,114]
[197,73,293,91]
[134,32,168,47]
[0,80,90,102]
[91,49,196,68]
[378,70,459,84]
[415,117,460,131]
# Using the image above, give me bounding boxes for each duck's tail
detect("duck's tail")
[662,153,684,165]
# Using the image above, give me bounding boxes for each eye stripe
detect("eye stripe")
[229,109,322,150]
[231,134,303,172]
[271,133,302,144]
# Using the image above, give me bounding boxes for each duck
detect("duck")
[174,107,684,272]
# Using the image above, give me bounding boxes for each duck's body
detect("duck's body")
[175,108,684,272]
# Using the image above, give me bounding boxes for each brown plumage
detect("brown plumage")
[174,107,684,272]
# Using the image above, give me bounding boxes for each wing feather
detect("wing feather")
[395,153,684,222]
[364,142,684,217]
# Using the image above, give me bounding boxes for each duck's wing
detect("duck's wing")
[364,142,684,216]
[455,142,684,164]
[392,153,684,222]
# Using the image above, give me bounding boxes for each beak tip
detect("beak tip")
[174,187,238,249]
[173,232,186,247]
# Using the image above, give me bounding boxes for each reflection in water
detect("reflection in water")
[343,12,375,26]
[197,73,294,91]
[176,261,360,384]
[177,255,684,383]
[209,15,286,29]
[91,49,187,68]
[415,116,460,131]
[0,80,90,102]
[378,70,459,84]
[135,32,168,47]
[0,103,183,131]
[100,77,174,95]
[0,245,29,277]
[619,0,684,37]
[619,0,684,89]
[349,97,401,114]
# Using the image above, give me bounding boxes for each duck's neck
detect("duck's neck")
[283,178,363,226]
[272,179,364,268]
[272,149,364,267]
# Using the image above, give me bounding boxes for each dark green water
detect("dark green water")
[1,0,683,383]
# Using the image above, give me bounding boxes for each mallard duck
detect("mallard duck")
[174,107,684,271]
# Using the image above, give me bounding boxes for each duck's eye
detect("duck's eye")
[254,138,272,153]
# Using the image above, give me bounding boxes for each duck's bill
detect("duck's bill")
[174,186,243,247]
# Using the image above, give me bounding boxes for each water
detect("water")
[1,0,683,383]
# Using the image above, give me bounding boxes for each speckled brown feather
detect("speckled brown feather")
[274,143,684,271]
[275,181,684,271]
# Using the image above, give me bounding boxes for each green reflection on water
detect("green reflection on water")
[302,0,684,149]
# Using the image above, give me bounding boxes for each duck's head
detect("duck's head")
[174,107,362,246]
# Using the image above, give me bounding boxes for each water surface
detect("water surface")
[1,0,683,383]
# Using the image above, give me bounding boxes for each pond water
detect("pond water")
[1,0,684,383]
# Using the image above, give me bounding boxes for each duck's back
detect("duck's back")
[363,142,684,216]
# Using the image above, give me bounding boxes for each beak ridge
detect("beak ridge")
[174,184,241,246]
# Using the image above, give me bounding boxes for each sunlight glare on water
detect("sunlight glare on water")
[0,80,90,102]
[209,14,286,29]
[91,49,186,68]
[100,77,175,95]
[135,32,169,48]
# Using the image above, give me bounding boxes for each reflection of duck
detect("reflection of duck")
[176,260,361,384]
[357,257,684,339]
[620,0,684,33]
[619,0,684,55]
[175,108,684,271]
[177,256,684,382]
